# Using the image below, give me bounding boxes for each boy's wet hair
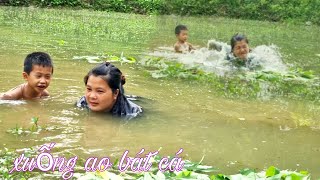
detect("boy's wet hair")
[231,33,249,50]
[23,52,54,74]
[84,62,126,94]
[175,25,188,35]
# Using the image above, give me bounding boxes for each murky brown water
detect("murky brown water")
[0,7,319,177]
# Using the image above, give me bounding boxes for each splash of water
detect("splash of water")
[0,100,26,105]
[250,45,287,72]
[146,39,288,76]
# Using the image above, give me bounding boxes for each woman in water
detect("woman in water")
[76,62,142,119]
[227,33,253,67]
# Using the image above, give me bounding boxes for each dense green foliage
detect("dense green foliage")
[1,0,319,24]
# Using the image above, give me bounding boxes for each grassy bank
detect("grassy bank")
[1,0,320,25]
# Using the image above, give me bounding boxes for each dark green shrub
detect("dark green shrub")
[36,0,82,6]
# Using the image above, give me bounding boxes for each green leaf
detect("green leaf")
[155,171,166,180]
[176,170,192,178]
[266,166,280,177]
[212,174,229,180]
[143,172,154,180]
[299,171,309,175]
[31,117,38,126]
[299,71,314,79]
[290,173,308,180]
[210,175,217,180]
[239,168,255,175]
[112,158,119,168]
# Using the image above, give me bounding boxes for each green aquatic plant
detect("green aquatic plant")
[210,166,310,180]
[0,147,36,179]
[140,57,320,103]
[0,146,312,180]
[77,162,310,180]
[6,117,59,136]
[57,39,66,46]
[77,154,216,180]
[0,146,89,179]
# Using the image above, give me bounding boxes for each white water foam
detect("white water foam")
[146,39,288,76]
[0,100,26,105]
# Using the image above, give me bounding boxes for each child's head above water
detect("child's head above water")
[0,52,53,100]
[24,52,54,75]
[175,25,189,43]
[22,52,53,97]
[83,62,125,112]
[23,52,53,92]
[231,33,249,60]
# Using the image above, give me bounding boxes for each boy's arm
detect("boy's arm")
[0,86,23,100]
[174,43,182,53]
[42,90,49,97]
[188,42,196,50]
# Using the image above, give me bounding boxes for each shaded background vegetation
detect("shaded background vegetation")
[0,0,319,25]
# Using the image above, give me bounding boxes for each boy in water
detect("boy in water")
[0,52,54,100]
[174,25,195,53]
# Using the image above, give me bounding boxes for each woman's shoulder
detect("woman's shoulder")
[76,95,143,119]
[123,97,143,118]
[112,95,143,119]
[76,96,88,108]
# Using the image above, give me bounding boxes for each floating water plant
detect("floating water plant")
[76,160,310,180]
[140,57,320,103]
[6,117,58,136]
[0,147,35,179]
[0,145,312,180]
[73,53,136,64]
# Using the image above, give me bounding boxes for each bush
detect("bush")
[36,0,82,6]
[164,0,320,24]
[84,0,167,14]
[1,0,319,24]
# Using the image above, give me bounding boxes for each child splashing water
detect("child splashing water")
[76,62,142,119]
[147,31,287,76]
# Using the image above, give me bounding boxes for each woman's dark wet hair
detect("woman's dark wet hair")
[231,33,249,51]
[23,52,54,75]
[84,62,126,94]
[175,25,188,35]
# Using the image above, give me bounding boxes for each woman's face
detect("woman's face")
[85,75,119,112]
[233,40,249,60]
